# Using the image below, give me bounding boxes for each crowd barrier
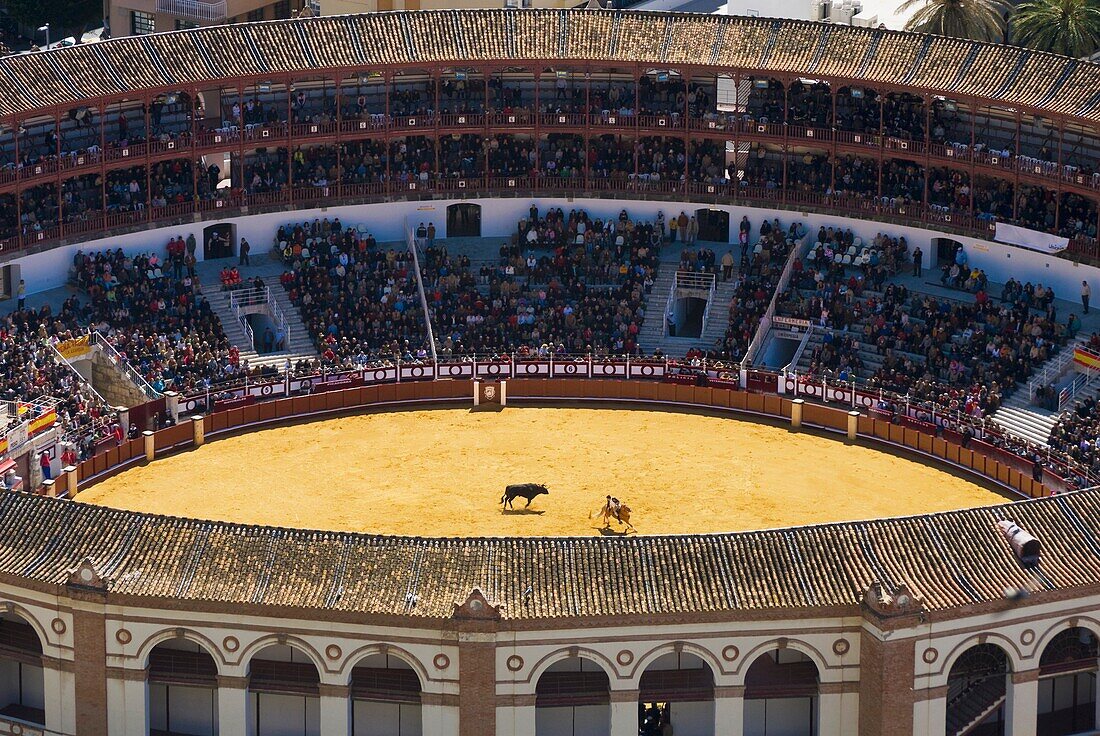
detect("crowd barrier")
[75,374,1051,505]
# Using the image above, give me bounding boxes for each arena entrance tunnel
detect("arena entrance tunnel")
[638,651,715,736]
[944,643,1010,736]
[446,203,481,237]
[743,648,819,736]
[0,612,45,727]
[694,208,730,243]
[1037,627,1099,736]
[350,653,423,736]
[535,657,611,736]
[148,638,219,736]
[247,643,321,736]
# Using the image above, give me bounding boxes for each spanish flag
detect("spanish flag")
[1073,347,1100,371]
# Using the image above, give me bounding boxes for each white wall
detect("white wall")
[13,197,1100,307]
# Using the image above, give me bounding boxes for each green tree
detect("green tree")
[1012,0,1100,57]
[899,0,1009,41]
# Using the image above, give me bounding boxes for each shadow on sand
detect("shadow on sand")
[597,526,636,536]
[502,508,546,516]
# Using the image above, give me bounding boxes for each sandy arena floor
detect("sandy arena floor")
[78,407,1010,536]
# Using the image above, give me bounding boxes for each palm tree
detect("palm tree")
[899,0,1009,42]
[1012,0,1100,57]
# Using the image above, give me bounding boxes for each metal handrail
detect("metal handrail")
[45,341,108,407]
[741,229,811,369]
[268,292,291,352]
[1028,337,1086,400]
[701,277,718,337]
[87,332,162,399]
[782,325,815,375]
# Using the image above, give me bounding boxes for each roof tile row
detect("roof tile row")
[2,10,1098,123]
[0,488,1098,619]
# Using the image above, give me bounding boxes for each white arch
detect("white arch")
[135,628,225,672]
[628,642,723,686]
[735,639,830,686]
[525,647,619,688]
[1032,617,1100,664]
[238,634,327,679]
[0,604,51,655]
[936,635,1022,687]
[340,643,430,690]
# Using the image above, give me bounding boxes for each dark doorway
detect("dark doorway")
[446,203,481,238]
[695,209,729,243]
[671,297,706,339]
[203,224,235,261]
[933,237,962,266]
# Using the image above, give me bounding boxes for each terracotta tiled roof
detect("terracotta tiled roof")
[1,490,1099,619]
[0,10,1098,123]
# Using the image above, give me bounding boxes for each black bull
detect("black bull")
[501,483,549,509]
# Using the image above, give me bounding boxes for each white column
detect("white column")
[610,690,639,736]
[495,700,535,736]
[124,676,149,736]
[1095,673,1100,736]
[42,662,76,735]
[913,692,947,736]
[1006,672,1038,736]
[218,677,250,736]
[714,686,744,736]
[318,686,351,736]
[817,689,859,736]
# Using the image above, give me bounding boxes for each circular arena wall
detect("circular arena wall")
[2,377,1100,736]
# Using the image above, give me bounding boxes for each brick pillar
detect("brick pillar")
[859,628,916,736]
[458,633,496,736]
[70,596,109,735]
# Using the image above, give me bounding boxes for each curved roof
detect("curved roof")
[1,10,1099,123]
[2,489,1099,620]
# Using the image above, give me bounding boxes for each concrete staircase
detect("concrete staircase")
[192,253,318,369]
[637,267,742,356]
[637,265,676,354]
[990,336,1093,447]
[201,284,318,371]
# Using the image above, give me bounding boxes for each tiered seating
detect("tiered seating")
[425,208,660,356]
[709,217,803,362]
[72,247,235,393]
[276,219,427,364]
[0,301,113,454]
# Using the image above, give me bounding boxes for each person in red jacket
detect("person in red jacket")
[39,451,52,481]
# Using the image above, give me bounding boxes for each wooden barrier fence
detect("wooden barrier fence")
[73,379,1049,502]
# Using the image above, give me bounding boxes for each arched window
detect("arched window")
[743,648,819,736]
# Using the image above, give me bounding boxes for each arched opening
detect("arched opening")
[743,648,819,736]
[535,657,610,736]
[1038,628,1098,736]
[148,638,219,736]
[638,651,714,736]
[694,209,729,243]
[350,653,422,736]
[446,203,481,238]
[945,644,1010,736]
[247,644,320,736]
[0,613,44,726]
[203,223,235,261]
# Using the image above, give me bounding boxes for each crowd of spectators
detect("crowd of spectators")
[71,247,240,394]
[425,207,660,356]
[778,231,1070,415]
[276,218,428,364]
